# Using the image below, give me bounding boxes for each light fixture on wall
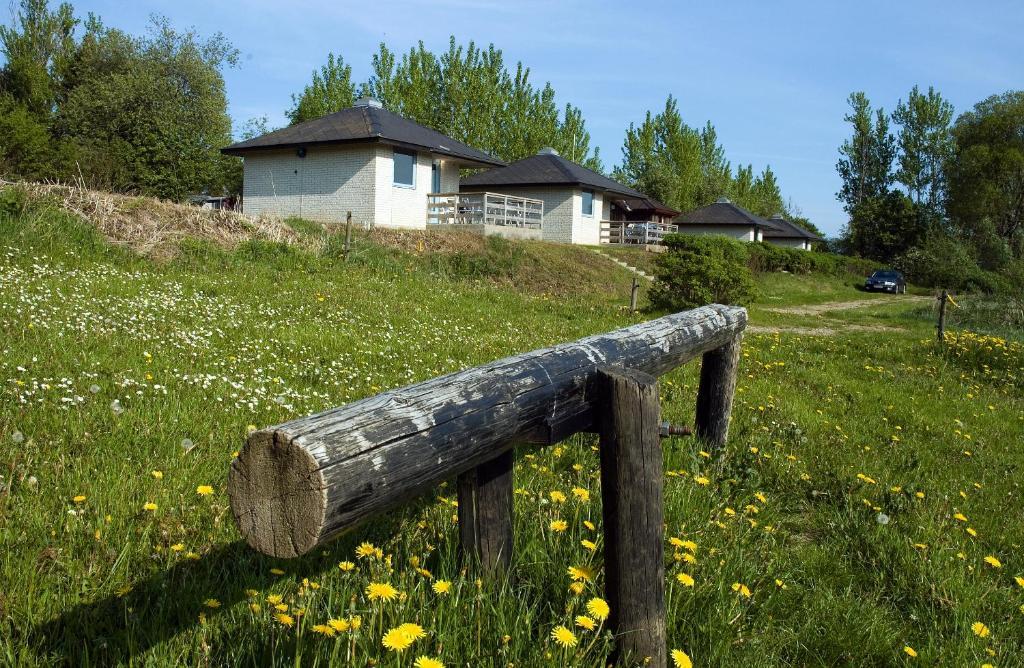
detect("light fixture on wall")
[296,147,307,158]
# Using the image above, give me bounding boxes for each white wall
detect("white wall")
[387,151,432,229]
[241,145,378,225]
[571,188,604,246]
[767,237,811,250]
[674,225,756,242]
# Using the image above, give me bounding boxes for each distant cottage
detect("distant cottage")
[672,198,819,250]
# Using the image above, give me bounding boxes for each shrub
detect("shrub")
[650,235,756,310]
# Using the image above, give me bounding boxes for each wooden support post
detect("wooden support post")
[457,448,514,574]
[343,211,353,261]
[597,367,666,667]
[937,290,948,343]
[629,277,639,313]
[694,333,742,449]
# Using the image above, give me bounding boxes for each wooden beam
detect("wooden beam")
[597,367,666,667]
[457,448,514,574]
[228,305,746,558]
[694,333,742,448]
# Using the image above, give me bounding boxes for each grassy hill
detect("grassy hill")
[1,184,1022,666]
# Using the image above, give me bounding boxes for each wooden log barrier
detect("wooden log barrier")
[694,333,743,449]
[228,304,747,559]
[457,448,514,573]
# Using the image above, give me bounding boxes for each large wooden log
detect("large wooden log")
[228,304,747,558]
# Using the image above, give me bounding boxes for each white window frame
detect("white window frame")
[581,189,595,217]
[393,148,417,189]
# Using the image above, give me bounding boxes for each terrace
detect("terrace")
[599,220,678,249]
[426,192,544,240]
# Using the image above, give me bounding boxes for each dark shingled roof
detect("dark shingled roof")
[221,100,504,168]
[674,198,783,231]
[612,196,681,218]
[460,151,647,198]
[761,214,822,241]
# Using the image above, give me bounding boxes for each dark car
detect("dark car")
[864,270,907,294]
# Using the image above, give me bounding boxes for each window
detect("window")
[581,189,594,216]
[393,149,416,187]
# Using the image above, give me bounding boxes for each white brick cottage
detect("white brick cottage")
[221,98,504,229]
[459,148,659,245]
[673,199,820,250]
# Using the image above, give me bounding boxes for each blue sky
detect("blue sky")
[11,1,1024,234]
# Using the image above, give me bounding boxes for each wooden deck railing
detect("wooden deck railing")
[427,191,544,229]
[600,220,678,245]
[228,305,746,667]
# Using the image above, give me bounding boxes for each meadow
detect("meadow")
[1,191,1023,667]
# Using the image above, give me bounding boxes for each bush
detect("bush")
[650,235,756,310]
[892,235,1009,293]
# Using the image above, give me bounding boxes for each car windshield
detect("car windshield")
[871,271,899,279]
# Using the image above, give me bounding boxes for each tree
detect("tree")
[845,190,924,262]
[893,85,954,214]
[287,53,356,125]
[946,91,1024,256]
[836,92,895,213]
[56,15,239,199]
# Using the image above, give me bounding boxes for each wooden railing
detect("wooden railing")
[600,220,678,245]
[427,191,544,229]
[228,305,746,667]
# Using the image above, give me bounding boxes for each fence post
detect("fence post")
[456,448,514,575]
[629,277,639,313]
[694,333,742,449]
[596,367,666,667]
[343,211,353,261]
[937,290,948,343]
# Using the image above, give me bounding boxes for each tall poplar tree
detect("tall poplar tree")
[836,92,895,213]
[892,85,954,214]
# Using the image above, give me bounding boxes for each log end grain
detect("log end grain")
[228,430,327,558]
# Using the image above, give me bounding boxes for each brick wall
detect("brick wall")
[675,225,756,242]
[241,145,378,225]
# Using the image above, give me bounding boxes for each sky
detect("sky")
[8,0,1024,235]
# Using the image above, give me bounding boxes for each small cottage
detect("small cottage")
[221,97,504,228]
[761,214,821,250]
[673,198,782,242]
[459,148,654,245]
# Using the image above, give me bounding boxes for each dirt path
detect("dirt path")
[751,295,930,336]
[764,295,930,317]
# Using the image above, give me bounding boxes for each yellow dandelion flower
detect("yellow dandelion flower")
[338,560,355,571]
[276,613,294,627]
[568,565,595,582]
[328,618,350,632]
[583,520,596,531]
[732,582,752,598]
[568,582,585,595]
[571,487,590,502]
[150,471,163,480]
[671,649,693,668]
[355,541,377,558]
[971,621,990,638]
[694,476,710,486]
[72,495,86,503]
[196,485,214,496]
[1014,576,1024,588]
[414,657,444,668]
[549,490,567,503]
[266,594,282,604]
[676,573,695,587]
[903,646,917,657]
[586,597,610,620]
[204,599,220,609]
[311,624,335,637]
[366,582,399,602]
[349,615,362,630]
[581,539,597,552]
[550,625,578,648]
[270,568,285,575]
[575,615,596,630]
[983,556,1002,568]
[142,502,157,512]
[397,623,425,640]
[550,519,568,532]
[966,527,978,537]
[382,626,414,651]
[170,543,184,552]
[755,492,767,504]
[432,580,452,595]
[682,552,697,564]
[953,513,968,522]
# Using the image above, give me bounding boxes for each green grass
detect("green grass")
[1,200,1023,667]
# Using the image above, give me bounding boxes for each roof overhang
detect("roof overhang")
[221,136,505,169]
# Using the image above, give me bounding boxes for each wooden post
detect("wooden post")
[629,277,639,313]
[937,290,948,343]
[343,211,353,261]
[694,333,742,449]
[457,448,514,574]
[597,367,666,667]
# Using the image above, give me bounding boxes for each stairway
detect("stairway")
[589,248,655,281]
